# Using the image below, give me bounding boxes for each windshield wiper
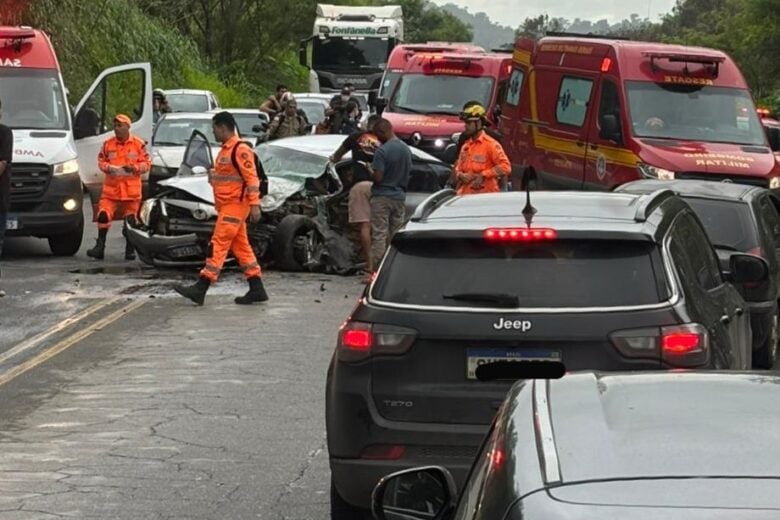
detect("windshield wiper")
[442,292,520,307]
[153,141,183,147]
[393,105,426,114]
[713,244,740,251]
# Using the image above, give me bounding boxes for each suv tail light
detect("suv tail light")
[610,323,709,368]
[337,321,417,363]
[484,228,557,242]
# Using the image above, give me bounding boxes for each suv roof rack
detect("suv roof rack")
[634,189,676,222]
[409,188,456,223]
[544,31,631,41]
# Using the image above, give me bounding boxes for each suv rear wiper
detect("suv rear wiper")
[713,244,740,251]
[442,292,520,307]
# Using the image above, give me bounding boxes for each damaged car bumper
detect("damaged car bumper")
[124,224,206,267]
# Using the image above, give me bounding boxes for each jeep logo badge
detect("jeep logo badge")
[492,318,532,331]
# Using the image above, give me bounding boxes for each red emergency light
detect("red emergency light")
[484,228,557,242]
[643,50,725,76]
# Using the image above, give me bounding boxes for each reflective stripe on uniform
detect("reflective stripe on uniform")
[240,261,259,272]
[203,263,220,274]
[209,174,244,183]
[246,186,260,193]
[223,215,242,225]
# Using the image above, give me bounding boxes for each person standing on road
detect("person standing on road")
[370,119,411,270]
[259,84,288,119]
[0,100,12,298]
[174,111,269,306]
[153,89,172,124]
[452,103,510,196]
[267,97,308,140]
[329,114,382,276]
[86,114,151,261]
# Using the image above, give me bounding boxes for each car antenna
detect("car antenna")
[521,170,536,227]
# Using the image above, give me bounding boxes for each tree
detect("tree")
[383,0,472,43]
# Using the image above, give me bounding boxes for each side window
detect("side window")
[506,69,525,107]
[674,214,724,291]
[496,80,509,107]
[759,197,780,248]
[74,69,145,139]
[556,76,593,127]
[452,425,496,520]
[597,79,622,140]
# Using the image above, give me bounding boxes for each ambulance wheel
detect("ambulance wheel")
[48,215,84,256]
[272,215,324,272]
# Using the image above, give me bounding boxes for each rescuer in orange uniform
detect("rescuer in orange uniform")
[87,114,151,260]
[174,111,269,306]
[453,103,511,196]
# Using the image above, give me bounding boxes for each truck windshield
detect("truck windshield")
[626,81,766,146]
[379,71,401,99]
[390,74,494,115]
[0,68,69,130]
[312,37,391,71]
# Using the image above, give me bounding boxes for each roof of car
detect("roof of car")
[264,134,444,164]
[158,112,214,121]
[617,179,763,202]
[163,89,214,96]
[403,191,674,235]
[519,371,780,483]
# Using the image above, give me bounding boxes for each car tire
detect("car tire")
[753,314,778,369]
[330,479,371,520]
[271,215,323,272]
[48,214,84,256]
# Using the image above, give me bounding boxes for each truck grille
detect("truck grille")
[10,163,52,200]
[676,172,768,188]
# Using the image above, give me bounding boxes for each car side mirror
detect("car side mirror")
[371,466,457,520]
[252,123,268,133]
[493,105,502,120]
[599,114,622,144]
[368,90,378,108]
[298,39,309,67]
[451,132,462,144]
[765,126,780,152]
[442,144,458,166]
[376,97,388,115]
[730,253,769,284]
[191,165,208,176]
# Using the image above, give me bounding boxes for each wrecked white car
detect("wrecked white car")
[125,133,451,273]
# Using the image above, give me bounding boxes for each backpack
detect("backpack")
[231,141,269,197]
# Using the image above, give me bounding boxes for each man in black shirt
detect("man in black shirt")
[329,114,381,276]
[0,99,13,297]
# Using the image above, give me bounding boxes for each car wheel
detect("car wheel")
[48,214,84,256]
[330,479,371,520]
[753,314,778,369]
[272,215,324,272]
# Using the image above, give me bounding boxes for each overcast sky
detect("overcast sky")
[430,0,678,27]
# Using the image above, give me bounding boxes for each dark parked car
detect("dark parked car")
[617,179,780,368]
[327,188,766,517]
[372,371,780,519]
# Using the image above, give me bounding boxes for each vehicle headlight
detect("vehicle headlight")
[53,159,79,176]
[139,199,156,226]
[433,138,446,148]
[638,163,675,180]
[770,177,780,190]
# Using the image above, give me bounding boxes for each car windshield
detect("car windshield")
[372,239,666,308]
[153,118,217,146]
[312,37,392,72]
[379,70,401,99]
[256,144,328,180]
[626,81,767,146]
[684,198,760,251]
[166,93,210,113]
[232,113,267,138]
[297,101,327,125]
[390,74,494,115]
[0,68,69,130]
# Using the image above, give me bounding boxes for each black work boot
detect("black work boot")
[124,239,136,261]
[86,229,108,260]
[174,277,210,306]
[235,276,269,305]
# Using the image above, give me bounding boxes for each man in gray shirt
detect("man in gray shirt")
[370,119,411,270]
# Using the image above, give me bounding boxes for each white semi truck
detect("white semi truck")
[299,4,403,101]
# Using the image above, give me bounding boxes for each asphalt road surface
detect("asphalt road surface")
[0,208,363,519]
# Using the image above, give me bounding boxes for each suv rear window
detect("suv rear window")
[683,198,759,252]
[372,239,668,308]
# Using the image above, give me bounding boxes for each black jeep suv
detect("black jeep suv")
[327,188,767,518]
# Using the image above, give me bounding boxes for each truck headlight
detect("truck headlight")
[638,163,675,180]
[139,199,156,226]
[53,159,79,176]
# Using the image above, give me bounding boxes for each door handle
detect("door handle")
[576,140,585,147]
[590,143,599,150]
[720,315,731,325]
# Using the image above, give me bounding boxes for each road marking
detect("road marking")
[0,297,120,366]
[0,298,146,388]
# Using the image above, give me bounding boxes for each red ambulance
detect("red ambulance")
[499,35,780,190]
[0,26,152,255]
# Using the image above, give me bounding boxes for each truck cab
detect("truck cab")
[1,26,152,255]
[299,4,403,98]
[379,51,512,159]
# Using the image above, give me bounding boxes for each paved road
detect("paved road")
[0,211,363,519]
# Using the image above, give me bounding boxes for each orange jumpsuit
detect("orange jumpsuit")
[200,136,262,283]
[96,134,151,229]
[454,131,511,195]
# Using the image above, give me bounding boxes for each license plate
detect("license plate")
[5,216,18,230]
[467,348,562,380]
[170,245,202,258]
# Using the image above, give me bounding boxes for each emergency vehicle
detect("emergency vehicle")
[499,35,780,190]
[0,26,152,255]
[759,108,780,154]
[299,4,403,97]
[377,42,486,100]
[378,51,512,159]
